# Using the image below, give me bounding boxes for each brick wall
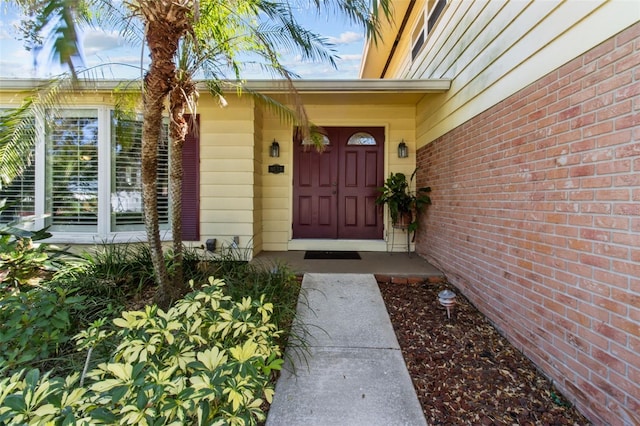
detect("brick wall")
[415,22,639,425]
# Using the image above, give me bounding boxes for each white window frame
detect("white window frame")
[411,12,426,61]
[109,111,171,235]
[411,0,447,62]
[1,105,172,244]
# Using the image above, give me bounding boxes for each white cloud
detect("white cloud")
[82,29,127,55]
[0,25,14,41]
[86,52,143,66]
[336,53,362,62]
[0,61,35,78]
[0,7,23,41]
[0,5,367,80]
[274,45,365,79]
[0,42,31,77]
[326,31,363,45]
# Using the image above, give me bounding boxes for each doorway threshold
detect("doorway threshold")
[288,239,387,252]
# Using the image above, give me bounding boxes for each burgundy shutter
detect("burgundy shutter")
[181,114,200,241]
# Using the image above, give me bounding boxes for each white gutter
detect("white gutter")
[232,79,450,93]
[0,78,450,94]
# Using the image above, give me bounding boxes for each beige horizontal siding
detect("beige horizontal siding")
[378,0,639,147]
[0,92,114,106]
[200,197,254,211]
[197,96,257,253]
[199,171,253,185]
[200,185,254,198]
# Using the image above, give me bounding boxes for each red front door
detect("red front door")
[293,127,384,239]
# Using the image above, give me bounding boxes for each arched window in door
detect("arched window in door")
[347,132,377,145]
[302,134,330,145]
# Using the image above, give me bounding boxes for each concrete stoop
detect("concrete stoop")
[266,273,427,426]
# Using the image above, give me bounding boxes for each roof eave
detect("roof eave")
[229,79,450,93]
[360,0,414,79]
[0,78,450,94]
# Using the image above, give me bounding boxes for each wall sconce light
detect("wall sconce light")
[398,140,409,158]
[270,140,280,158]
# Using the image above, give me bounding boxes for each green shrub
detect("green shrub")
[181,245,301,347]
[0,203,91,375]
[0,277,284,425]
[0,285,86,374]
[0,234,50,289]
[0,369,87,425]
[77,242,156,295]
[0,201,60,290]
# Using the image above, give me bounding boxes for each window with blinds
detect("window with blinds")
[46,110,99,232]
[0,158,35,225]
[0,111,36,225]
[111,113,170,231]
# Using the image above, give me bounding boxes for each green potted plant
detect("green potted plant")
[376,169,431,235]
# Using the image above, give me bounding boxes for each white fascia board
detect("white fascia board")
[0,78,450,94]
[0,78,141,92]
[234,79,451,93]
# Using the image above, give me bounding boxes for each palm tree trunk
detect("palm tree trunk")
[142,77,174,308]
[139,0,191,309]
[168,79,197,293]
[168,114,185,293]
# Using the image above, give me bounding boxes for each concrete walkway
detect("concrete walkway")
[266,274,427,426]
[252,251,442,277]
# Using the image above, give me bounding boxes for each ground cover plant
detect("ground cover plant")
[379,280,590,425]
[0,207,88,376]
[0,235,300,425]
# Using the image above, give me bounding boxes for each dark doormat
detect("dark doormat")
[304,251,361,260]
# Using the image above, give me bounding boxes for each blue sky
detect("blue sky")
[0,3,368,80]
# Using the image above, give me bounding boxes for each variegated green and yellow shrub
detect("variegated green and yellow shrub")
[0,277,284,426]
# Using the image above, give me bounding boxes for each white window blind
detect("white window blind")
[46,110,99,232]
[111,113,169,231]
[0,112,36,225]
[0,158,35,225]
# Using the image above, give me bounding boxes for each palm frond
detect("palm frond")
[92,0,144,46]
[0,68,139,190]
[306,0,392,44]
[0,76,69,189]
[14,0,93,77]
[0,100,37,189]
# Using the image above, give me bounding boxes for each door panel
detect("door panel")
[338,127,384,239]
[344,196,357,226]
[365,196,378,226]
[293,127,383,239]
[318,196,333,226]
[297,196,312,225]
[293,138,338,238]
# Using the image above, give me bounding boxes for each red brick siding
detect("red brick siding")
[416,22,640,425]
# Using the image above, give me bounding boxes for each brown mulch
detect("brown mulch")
[379,280,590,425]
